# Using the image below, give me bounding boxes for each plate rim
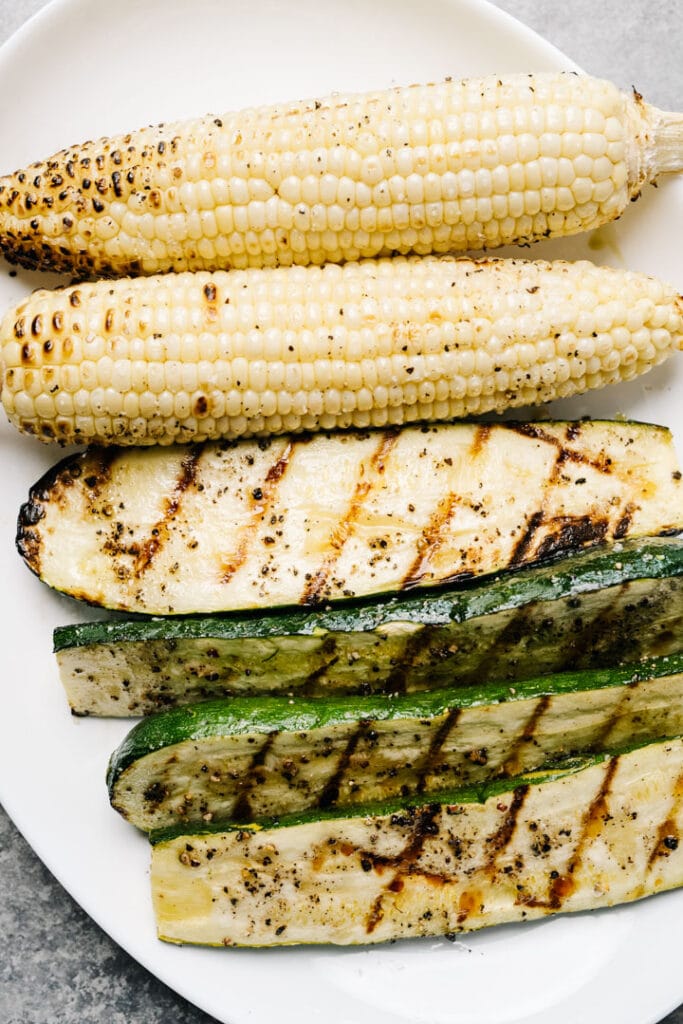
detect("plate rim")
[0,2,679,1023]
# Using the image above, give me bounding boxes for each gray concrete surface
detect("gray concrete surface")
[0,0,681,1021]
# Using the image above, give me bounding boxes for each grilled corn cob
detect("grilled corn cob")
[2,256,681,446]
[1,72,681,276]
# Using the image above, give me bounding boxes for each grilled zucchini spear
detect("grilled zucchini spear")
[56,536,683,714]
[2,257,682,447]
[1,73,682,277]
[109,653,683,831]
[150,735,683,946]
[17,420,683,615]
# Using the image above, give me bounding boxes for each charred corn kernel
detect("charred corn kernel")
[2,74,682,277]
[2,256,682,446]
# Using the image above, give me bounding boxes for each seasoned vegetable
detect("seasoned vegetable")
[17,420,683,614]
[56,536,683,715]
[150,735,683,946]
[109,653,683,830]
[1,73,682,277]
[3,257,682,446]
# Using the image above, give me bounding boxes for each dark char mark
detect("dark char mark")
[318,721,372,809]
[365,803,442,933]
[533,516,608,562]
[133,445,202,574]
[401,492,460,590]
[473,606,531,681]
[301,431,399,604]
[486,785,530,863]
[547,754,619,908]
[613,502,636,540]
[509,510,545,567]
[522,754,620,911]
[560,583,629,670]
[502,696,552,776]
[221,441,295,584]
[454,783,530,927]
[300,653,341,696]
[16,446,120,575]
[644,766,683,875]
[415,708,461,792]
[231,732,278,821]
[510,423,615,475]
[382,625,437,695]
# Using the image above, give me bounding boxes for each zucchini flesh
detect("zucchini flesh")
[57,536,683,714]
[150,736,683,946]
[18,419,683,615]
[108,653,683,831]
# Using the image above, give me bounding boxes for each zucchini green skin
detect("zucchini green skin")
[150,735,683,946]
[108,652,683,831]
[58,536,683,714]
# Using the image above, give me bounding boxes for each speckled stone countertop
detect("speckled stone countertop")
[0,1,681,1021]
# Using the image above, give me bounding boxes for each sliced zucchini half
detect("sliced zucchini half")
[150,735,683,947]
[108,652,683,831]
[19,419,683,615]
[57,535,683,715]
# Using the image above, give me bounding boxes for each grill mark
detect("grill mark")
[318,721,371,809]
[533,515,609,562]
[560,583,630,669]
[614,502,636,540]
[510,423,615,475]
[470,423,492,458]
[505,422,638,568]
[231,732,278,821]
[585,680,641,751]
[415,708,461,792]
[401,492,460,590]
[473,606,531,682]
[264,448,291,485]
[365,803,441,934]
[508,441,572,567]
[381,625,436,695]
[300,654,340,696]
[644,765,683,875]
[132,445,202,575]
[300,431,399,604]
[81,446,120,497]
[544,754,620,909]
[399,416,498,591]
[502,696,552,776]
[486,785,530,862]
[468,783,530,920]
[509,510,545,567]
[401,423,491,598]
[220,441,295,584]
[548,447,570,485]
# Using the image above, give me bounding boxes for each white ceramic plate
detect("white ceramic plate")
[0,1,682,1022]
